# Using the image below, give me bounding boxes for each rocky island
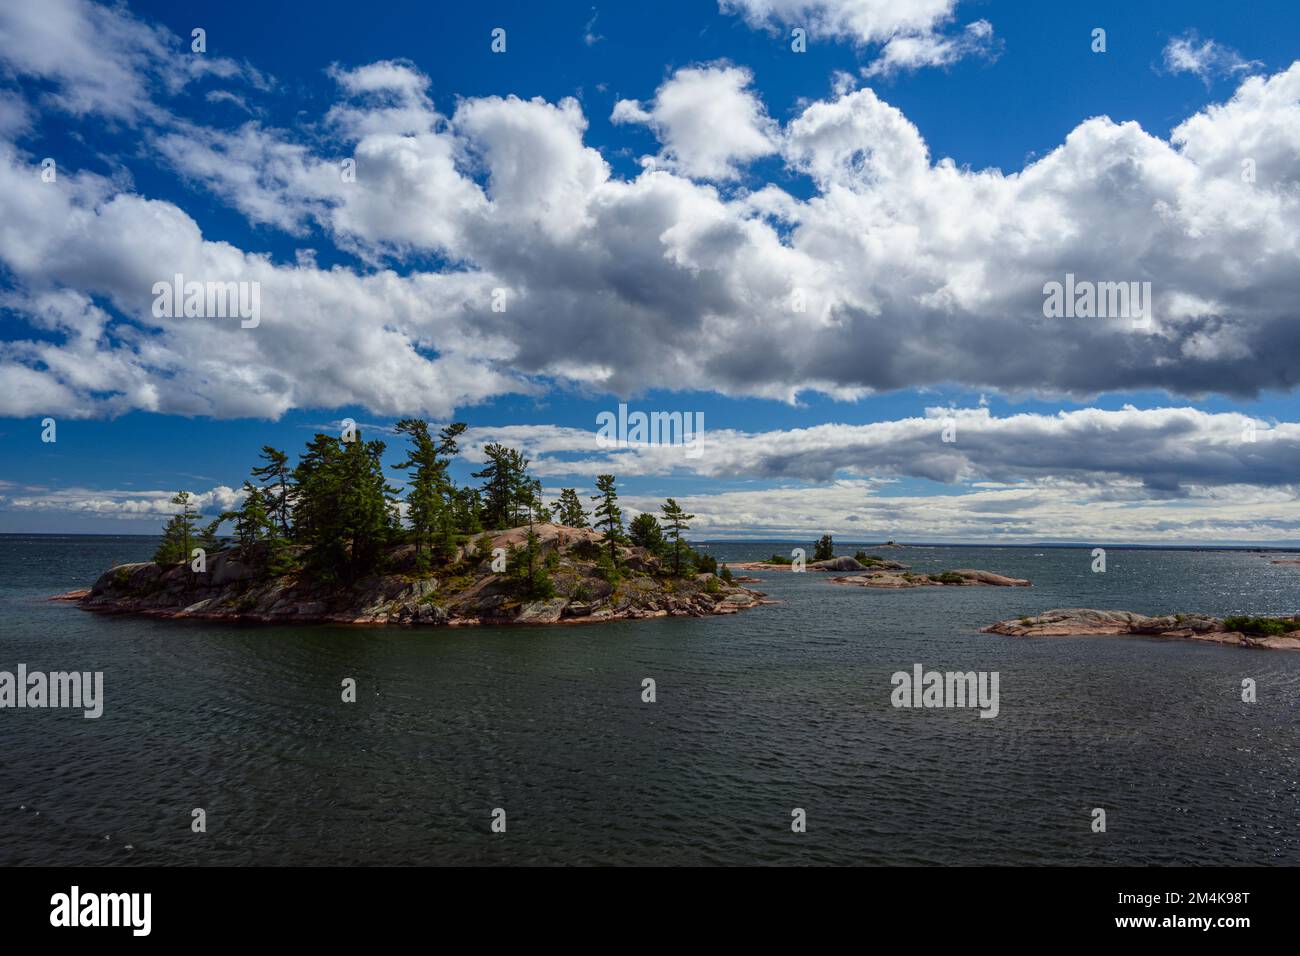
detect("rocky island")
[59,523,767,626]
[829,568,1031,588]
[731,553,910,572]
[983,608,1300,649]
[726,537,1028,587]
[50,422,769,629]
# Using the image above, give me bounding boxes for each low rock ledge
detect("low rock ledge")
[829,568,1031,589]
[983,608,1300,649]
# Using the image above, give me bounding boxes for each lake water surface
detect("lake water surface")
[1,535,1297,865]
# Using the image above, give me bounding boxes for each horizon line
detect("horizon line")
[2,531,1297,552]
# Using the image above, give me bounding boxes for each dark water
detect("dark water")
[1,534,1297,866]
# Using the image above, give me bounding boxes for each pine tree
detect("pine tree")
[510,481,552,599]
[591,474,624,563]
[293,431,398,582]
[814,534,834,562]
[473,443,531,529]
[628,512,664,552]
[250,446,293,536]
[660,498,695,577]
[454,487,483,535]
[506,447,531,525]
[153,491,199,566]
[339,435,400,581]
[394,420,446,566]
[262,521,295,577]
[233,482,269,550]
[525,478,550,525]
[228,462,294,575]
[474,443,512,529]
[196,518,225,555]
[292,433,344,570]
[552,488,589,528]
[406,478,440,568]
[394,420,467,562]
[506,527,554,600]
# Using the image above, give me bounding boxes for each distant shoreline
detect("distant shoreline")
[5,531,1299,553]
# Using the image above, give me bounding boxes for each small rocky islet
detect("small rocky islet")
[983,608,1300,650]
[734,546,1298,650]
[56,523,768,626]
[829,567,1032,588]
[731,555,912,572]
[732,553,1031,587]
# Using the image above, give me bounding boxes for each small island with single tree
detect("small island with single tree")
[56,422,766,625]
[731,534,1029,586]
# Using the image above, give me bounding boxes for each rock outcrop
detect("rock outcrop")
[828,568,1031,588]
[60,523,767,627]
[983,608,1300,649]
[808,556,868,571]
[732,556,909,572]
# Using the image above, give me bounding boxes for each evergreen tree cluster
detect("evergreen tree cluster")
[151,426,718,584]
[152,427,471,583]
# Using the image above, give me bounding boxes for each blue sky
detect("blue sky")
[1,0,1298,542]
